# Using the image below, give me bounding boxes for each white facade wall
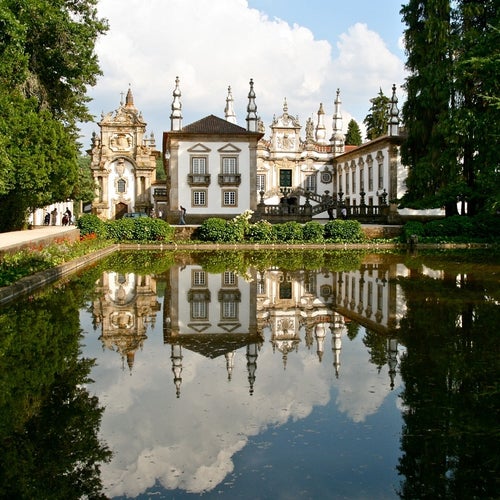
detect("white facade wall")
[176,140,253,218]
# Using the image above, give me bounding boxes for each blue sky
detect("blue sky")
[81,0,407,148]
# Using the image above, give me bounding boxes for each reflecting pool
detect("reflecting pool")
[0,249,498,499]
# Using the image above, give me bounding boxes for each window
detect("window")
[222,301,238,319]
[223,190,237,206]
[117,178,126,193]
[378,165,384,189]
[257,174,266,193]
[279,169,292,187]
[368,166,373,191]
[192,190,207,206]
[279,282,292,299]
[192,270,206,286]
[305,174,316,192]
[346,171,350,194]
[191,157,206,174]
[360,168,364,191]
[352,171,356,195]
[222,157,237,174]
[223,271,237,286]
[191,300,207,319]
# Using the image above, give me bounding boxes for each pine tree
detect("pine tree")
[345,119,363,146]
[363,88,390,140]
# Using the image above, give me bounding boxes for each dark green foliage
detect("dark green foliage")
[105,218,135,241]
[302,221,324,243]
[401,221,426,242]
[0,0,108,230]
[324,220,364,242]
[247,220,277,242]
[130,217,174,242]
[363,88,390,140]
[345,118,363,146]
[401,214,500,242]
[400,0,499,215]
[76,214,107,238]
[196,218,233,242]
[77,215,174,242]
[274,221,303,242]
[423,215,476,238]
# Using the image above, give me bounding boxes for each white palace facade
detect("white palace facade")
[89,78,436,223]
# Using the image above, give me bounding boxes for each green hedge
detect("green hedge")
[324,220,364,243]
[401,214,500,242]
[77,215,174,242]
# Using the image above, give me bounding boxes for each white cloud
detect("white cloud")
[81,1,405,149]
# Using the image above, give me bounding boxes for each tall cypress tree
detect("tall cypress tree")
[452,0,499,215]
[400,0,457,215]
[400,0,499,216]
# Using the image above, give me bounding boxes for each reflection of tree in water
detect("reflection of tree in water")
[346,320,360,341]
[395,273,499,499]
[362,328,388,372]
[0,284,111,499]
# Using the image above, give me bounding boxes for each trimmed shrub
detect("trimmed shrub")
[472,213,500,238]
[104,218,174,242]
[196,218,231,242]
[131,218,175,242]
[76,214,107,238]
[274,221,303,242]
[401,221,425,242]
[324,220,364,243]
[247,220,277,242]
[424,215,475,238]
[302,221,324,243]
[106,218,135,241]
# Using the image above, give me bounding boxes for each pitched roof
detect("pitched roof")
[181,114,249,134]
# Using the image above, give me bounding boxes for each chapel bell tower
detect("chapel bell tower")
[89,88,159,219]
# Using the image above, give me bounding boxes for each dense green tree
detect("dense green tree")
[345,118,363,146]
[363,88,390,140]
[0,0,108,231]
[400,0,499,216]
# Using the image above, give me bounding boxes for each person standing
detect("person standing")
[51,208,58,225]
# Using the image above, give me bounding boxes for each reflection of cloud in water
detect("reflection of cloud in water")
[335,334,402,423]
[86,325,398,497]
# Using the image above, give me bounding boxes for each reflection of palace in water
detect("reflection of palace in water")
[92,272,161,370]
[92,257,406,396]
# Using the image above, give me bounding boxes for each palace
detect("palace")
[89,78,428,223]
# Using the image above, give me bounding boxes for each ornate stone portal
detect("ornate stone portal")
[89,88,160,219]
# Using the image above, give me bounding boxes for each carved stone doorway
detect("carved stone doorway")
[115,202,128,219]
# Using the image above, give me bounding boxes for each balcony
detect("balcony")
[187,173,211,186]
[218,173,241,186]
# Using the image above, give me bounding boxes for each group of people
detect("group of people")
[43,207,72,226]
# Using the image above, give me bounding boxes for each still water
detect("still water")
[0,249,498,499]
